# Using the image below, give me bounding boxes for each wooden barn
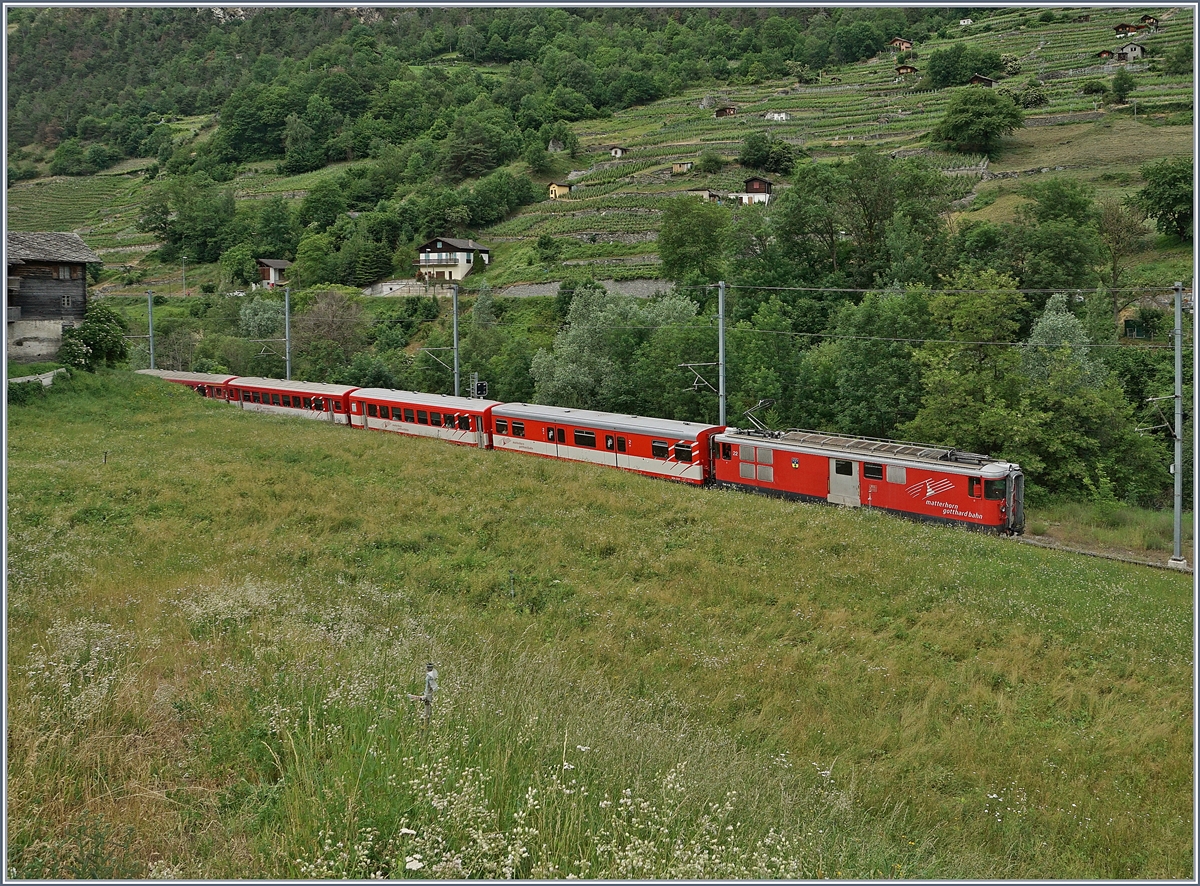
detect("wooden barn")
[6,231,100,361]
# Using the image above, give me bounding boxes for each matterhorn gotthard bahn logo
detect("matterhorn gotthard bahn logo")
[907,477,955,499]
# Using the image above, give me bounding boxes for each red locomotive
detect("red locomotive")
[138,370,1025,533]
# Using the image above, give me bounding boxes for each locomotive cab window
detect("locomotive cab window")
[574,430,597,448]
[496,419,508,434]
[834,459,854,476]
[985,479,1007,500]
[651,440,670,458]
[863,463,884,480]
[721,442,732,460]
[674,442,693,463]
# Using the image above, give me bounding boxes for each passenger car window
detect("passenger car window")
[651,441,669,458]
[674,442,693,462]
[864,463,883,480]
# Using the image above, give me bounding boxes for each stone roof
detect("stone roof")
[7,232,101,265]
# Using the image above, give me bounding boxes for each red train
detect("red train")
[138,370,1025,534]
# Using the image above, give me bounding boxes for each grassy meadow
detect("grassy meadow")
[4,371,1193,878]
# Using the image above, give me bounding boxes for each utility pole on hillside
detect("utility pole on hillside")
[1168,281,1188,570]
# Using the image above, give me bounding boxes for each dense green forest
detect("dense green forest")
[7,6,1194,510]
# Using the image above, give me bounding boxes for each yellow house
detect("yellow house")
[548,182,570,200]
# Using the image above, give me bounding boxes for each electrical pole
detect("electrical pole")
[181,255,187,298]
[284,286,292,381]
[452,283,460,397]
[146,290,155,370]
[718,280,727,426]
[1168,281,1188,570]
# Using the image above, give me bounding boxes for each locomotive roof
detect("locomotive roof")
[718,427,1018,473]
[137,369,236,384]
[494,403,721,439]
[229,377,359,396]
[352,388,502,410]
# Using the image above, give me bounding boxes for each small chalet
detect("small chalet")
[714,106,737,118]
[671,161,694,174]
[764,111,791,121]
[548,182,571,200]
[969,74,998,88]
[959,18,973,27]
[610,145,629,159]
[896,64,918,76]
[1116,42,1146,61]
[6,231,101,361]
[1114,23,1139,35]
[256,258,291,289]
[732,176,772,206]
[1098,49,1115,59]
[414,237,490,282]
[688,188,721,202]
[1140,14,1158,29]
[888,37,913,52]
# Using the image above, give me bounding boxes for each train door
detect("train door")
[603,433,621,467]
[613,434,629,470]
[828,458,860,506]
[545,425,567,456]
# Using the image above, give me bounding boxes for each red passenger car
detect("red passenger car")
[136,369,237,400]
[223,377,358,424]
[349,389,501,448]
[491,403,723,485]
[711,428,1025,533]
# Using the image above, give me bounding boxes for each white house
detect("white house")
[764,111,791,121]
[1116,42,1146,61]
[255,258,291,289]
[414,237,491,282]
[610,145,629,159]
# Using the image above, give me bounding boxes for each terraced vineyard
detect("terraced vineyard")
[465,5,1192,287]
[4,6,1193,289]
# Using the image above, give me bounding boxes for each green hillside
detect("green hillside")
[6,370,1193,878]
[5,5,1193,290]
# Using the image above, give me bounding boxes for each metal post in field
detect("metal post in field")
[284,286,291,381]
[1168,281,1188,570]
[718,280,726,426]
[146,290,155,370]
[452,283,460,398]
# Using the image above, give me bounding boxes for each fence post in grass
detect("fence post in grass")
[409,663,438,727]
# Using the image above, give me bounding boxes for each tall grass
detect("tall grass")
[6,371,1194,878]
